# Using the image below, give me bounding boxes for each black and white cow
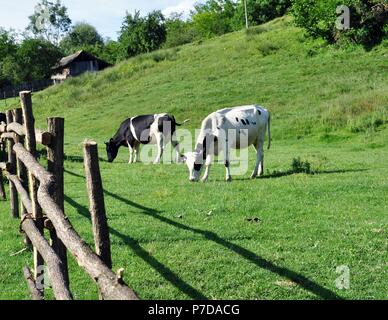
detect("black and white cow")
[106,114,187,164]
[183,105,271,182]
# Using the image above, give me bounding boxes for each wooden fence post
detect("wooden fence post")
[6,110,19,218]
[0,170,6,201]
[20,91,44,292]
[14,108,32,248]
[46,117,69,287]
[83,140,112,271]
[0,112,6,200]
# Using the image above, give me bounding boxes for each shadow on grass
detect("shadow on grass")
[214,168,368,182]
[65,169,343,300]
[64,194,207,300]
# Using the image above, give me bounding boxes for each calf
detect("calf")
[106,114,186,164]
[183,105,271,182]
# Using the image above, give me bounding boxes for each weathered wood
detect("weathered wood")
[0,123,7,133]
[3,122,52,146]
[0,170,6,200]
[23,267,44,301]
[47,117,69,288]
[5,173,32,213]
[1,132,18,141]
[14,108,32,248]
[14,142,139,300]
[83,140,112,272]
[36,129,52,146]
[20,91,44,284]
[6,110,19,218]
[21,216,73,300]
[6,122,25,137]
[0,162,11,171]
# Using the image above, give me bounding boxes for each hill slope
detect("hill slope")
[1,17,387,300]
[8,16,387,146]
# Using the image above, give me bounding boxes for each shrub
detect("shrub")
[291,0,387,48]
[292,157,313,174]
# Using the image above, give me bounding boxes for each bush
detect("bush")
[292,157,313,174]
[234,0,291,28]
[118,10,167,59]
[292,0,387,48]
[164,13,196,48]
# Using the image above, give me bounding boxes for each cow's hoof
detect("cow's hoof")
[226,177,232,182]
[250,175,257,180]
[201,178,208,183]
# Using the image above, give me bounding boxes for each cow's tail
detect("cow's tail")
[176,119,190,127]
[267,112,271,150]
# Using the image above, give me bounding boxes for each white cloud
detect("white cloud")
[162,0,197,19]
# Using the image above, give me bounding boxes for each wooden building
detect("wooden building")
[51,51,111,84]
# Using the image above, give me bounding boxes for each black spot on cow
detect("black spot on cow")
[258,110,262,115]
[241,119,247,125]
[236,117,239,122]
[225,160,230,168]
[246,119,250,125]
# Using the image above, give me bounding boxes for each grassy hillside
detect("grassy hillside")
[0,17,387,300]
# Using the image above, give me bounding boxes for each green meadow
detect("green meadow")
[0,17,387,300]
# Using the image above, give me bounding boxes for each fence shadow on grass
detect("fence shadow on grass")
[64,194,207,300]
[215,168,368,182]
[65,169,343,300]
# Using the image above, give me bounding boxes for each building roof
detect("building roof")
[53,50,111,70]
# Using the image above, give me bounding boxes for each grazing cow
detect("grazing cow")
[183,105,271,182]
[106,114,187,164]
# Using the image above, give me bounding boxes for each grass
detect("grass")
[0,16,387,300]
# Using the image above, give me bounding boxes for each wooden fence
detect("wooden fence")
[0,79,53,100]
[0,91,138,300]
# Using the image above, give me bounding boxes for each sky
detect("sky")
[0,0,199,40]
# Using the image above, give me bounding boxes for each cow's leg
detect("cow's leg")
[201,154,213,183]
[224,140,232,182]
[133,142,140,163]
[251,139,264,178]
[171,133,182,163]
[127,142,134,164]
[154,133,164,164]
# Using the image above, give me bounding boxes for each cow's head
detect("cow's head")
[105,139,119,163]
[183,152,203,182]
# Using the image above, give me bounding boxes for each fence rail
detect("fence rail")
[0,91,139,300]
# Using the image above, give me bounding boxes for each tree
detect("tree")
[233,0,291,29]
[60,22,104,55]
[14,39,63,83]
[118,10,167,58]
[27,0,72,44]
[164,13,196,48]
[292,0,387,48]
[0,29,18,87]
[191,0,237,37]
